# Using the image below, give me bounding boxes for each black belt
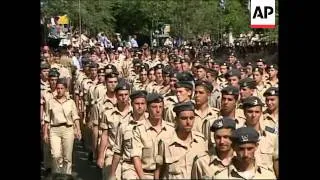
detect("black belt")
[143,169,155,173]
[51,123,72,127]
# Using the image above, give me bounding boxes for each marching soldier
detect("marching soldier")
[263,87,279,132]
[253,67,271,104]
[158,66,172,95]
[192,117,236,179]
[131,93,175,179]
[245,62,254,79]
[266,64,279,88]
[242,96,279,177]
[206,69,222,109]
[156,101,207,179]
[255,59,269,82]
[41,62,51,94]
[224,69,241,88]
[239,77,256,104]
[214,127,276,179]
[132,64,149,91]
[97,81,132,179]
[110,90,149,180]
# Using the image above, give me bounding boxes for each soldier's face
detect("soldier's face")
[148,102,164,120]
[41,69,49,80]
[256,62,265,69]
[116,90,129,105]
[268,68,278,78]
[177,111,195,133]
[244,106,262,126]
[213,65,220,72]
[197,68,207,80]
[214,128,233,152]
[220,66,228,75]
[148,71,156,81]
[195,86,209,105]
[175,62,182,71]
[49,77,58,89]
[236,63,242,69]
[182,62,190,72]
[227,76,240,88]
[132,98,147,115]
[162,75,170,85]
[176,87,191,102]
[221,94,237,113]
[206,73,214,83]
[138,71,147,82]
[240,87,254,100]
[169,78,178,91]
[240,71,247,80]
[253,72,262,83]
[246,66,253,75]
[228,56,236,64]
[56,83,66,97]
[235,143,257,163]
[91,54,98,61]
[106,77,118,92]
[90,68,98,78]
[98,74,106,83]
[266,96,278,112]
[155,69,163,81]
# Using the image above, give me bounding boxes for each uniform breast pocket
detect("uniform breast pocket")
[123,133,133,149]
[167,160,182,175]
[258,147,274,167]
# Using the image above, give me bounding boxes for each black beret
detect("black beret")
[253,67,263,74]
[245,62,253,66]
[48,68,60,77]
[115,81,130,92]
[195,80,213,92]
[154,63,164,70]
[147,93,163,104]
[256,59,265,63]
[176,72,194,81]
[56,78,67,87]
[162,66,172,75]
[173,101,195,114]
[41,63,50,70]
[263,87,279,97]
[220,62,230,67]
[195,64,207,69]
[97,68,105,74]
[175,81,193,90]
[221,86,240,96]
[225,69,241,79]
[242,96,264,108]
[130,90,147,100]
[239,78,256,89]
[210,117,236,132]
[267,64,278,70]
[232,127,259,144]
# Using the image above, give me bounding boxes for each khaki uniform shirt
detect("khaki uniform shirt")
[99,106,133,156]
[159,131,207,179]
[191,148,236,179]
[113,114,148,162]
[214,160,276,179]
[193,107,220,140]
[254,83,271,104]
[131,120,175,171]
[44,96,80,126]
[263,110,278,134]
[146,81,158,93]
[89,83,107,125]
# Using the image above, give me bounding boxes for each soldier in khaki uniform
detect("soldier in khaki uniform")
[163,70,179,108]
[217,62,229,88]
[110,90,148,180]
[97,82,132,180]
[214,127,276,179]
[131,93,175,179]
[240,67,247,80]
[206,69,222,109]
[88,68,108,161]
[252,67,271,104]
[41,63,51,94]
[255,59,269,82]
[132,64,149,91]
[266,64,279,88]
[164,81,194,123]
[239,77,256,106]
[156,101,207,179]
[245,62,254,79]
[225,69,241,88]
[193,80,219,141]
[195,64,207,81]
[158,66,172,95]
[149,64,164,93]
[41,68,60,176]
[242,96,279,178]
[263,87,279,131]
[147,67,156,83]
[42,79,81,175]
[192,117,236,179]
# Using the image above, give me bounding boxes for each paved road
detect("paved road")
[41,140,102,180]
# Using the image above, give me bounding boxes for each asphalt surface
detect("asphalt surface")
[41,140,102,180]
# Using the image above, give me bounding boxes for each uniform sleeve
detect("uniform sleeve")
[113,124,123,155]
[131,126,143,158]
[43,100,51,123]
[71,100,80,121]
[273,135,279,160]
[164,106,175,123]
[99,112,109,130]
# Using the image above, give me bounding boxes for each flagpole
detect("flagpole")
[79,0,82,49]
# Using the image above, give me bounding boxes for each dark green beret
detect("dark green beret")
[195,80,213,92]
[210,117,236,132]
[263,87,279,97]
[41,63,50,70]
[130,90,147,100]
[147,93,163,104]
[176,72,194,82]
[175,81,193,90]
[173,101,195,114]
[232,127,259,144]
[221,86,240,96]
[225,69,241,79]
[115,81,130,92]
[243,96,264,108]
[239,78,256,89]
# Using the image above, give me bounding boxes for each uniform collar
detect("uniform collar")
[169,131,198,148]
[209,148,236,166]
[145,119,168,131]
[229,159,262,178]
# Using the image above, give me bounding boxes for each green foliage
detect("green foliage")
[41,0,277,41]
